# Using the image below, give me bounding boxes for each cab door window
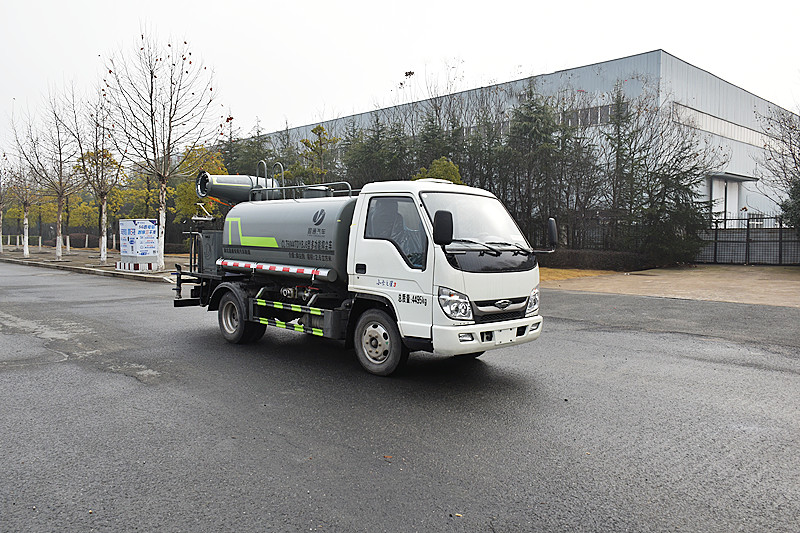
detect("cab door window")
[365,196,427,269]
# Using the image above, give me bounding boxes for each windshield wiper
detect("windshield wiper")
[447,239,501,256]
[486,241,533,256]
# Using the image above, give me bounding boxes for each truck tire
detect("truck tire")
[218,291,266,344]
[354,309,409,376]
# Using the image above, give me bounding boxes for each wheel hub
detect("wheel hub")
[362,323,390,364]
[222,301,238,334]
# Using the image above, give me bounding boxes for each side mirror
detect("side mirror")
[433,210,453,246]
[533,217,558,254]
[547,217,558,249]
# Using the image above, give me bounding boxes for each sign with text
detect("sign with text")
[120,219,158,258]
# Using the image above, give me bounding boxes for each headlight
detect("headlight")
[526,285,540,316]
[438,287,473,320]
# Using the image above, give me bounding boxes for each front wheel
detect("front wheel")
[218,291,266,344]
[354,309,408,376]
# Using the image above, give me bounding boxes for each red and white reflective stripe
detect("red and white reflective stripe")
[116,261,157,272]
[216,258,324,277]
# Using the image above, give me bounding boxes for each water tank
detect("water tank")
[221,196,358,284]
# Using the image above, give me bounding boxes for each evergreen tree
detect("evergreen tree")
[222,121,276,176]
[287,125,339,185]
[602,84,645,249]
[415,113,451,169]
[411,157,463,184]
[342,118,412,186]
[500,90,561,239]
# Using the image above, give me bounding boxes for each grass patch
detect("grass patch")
[540,267,616,281]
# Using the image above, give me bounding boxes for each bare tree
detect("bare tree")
[0,152,10,254]
[550,89,604,248]
[598,80,727,262]
[66,88,126,264]
[757,105,800,205]
[103,31,219,269]
[5,153,41,258]
[12,91,82,260]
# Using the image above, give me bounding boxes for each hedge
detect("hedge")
[536,249,655,271]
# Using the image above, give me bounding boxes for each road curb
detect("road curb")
[0,255,174,283]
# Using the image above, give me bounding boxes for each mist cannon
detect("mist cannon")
[196,171,280,204]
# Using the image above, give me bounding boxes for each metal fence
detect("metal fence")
[696,216,800,265]
[549,215,799,266]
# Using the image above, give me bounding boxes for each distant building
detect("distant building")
[265,50,790,222]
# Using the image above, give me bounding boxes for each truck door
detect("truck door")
[351,195,434,340]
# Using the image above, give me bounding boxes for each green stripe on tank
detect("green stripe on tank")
[225,218,278,247]
[240,235,278,247]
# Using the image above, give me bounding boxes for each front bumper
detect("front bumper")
[431,315,543,356]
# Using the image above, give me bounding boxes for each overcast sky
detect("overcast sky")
[2,0,798,145]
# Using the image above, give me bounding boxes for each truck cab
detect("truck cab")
[346,180,544,373]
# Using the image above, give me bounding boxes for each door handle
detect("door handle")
[355,263,366,274]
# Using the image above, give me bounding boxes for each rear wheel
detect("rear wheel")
[354,309,408,376]
[218,291,266,344]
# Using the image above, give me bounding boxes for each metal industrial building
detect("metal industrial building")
[265,49,789,222]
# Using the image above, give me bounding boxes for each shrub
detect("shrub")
[536,249,655,271]
[164,242,189,254]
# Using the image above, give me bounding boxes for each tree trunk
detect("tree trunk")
[157,179,167,270]
[145,175,152,219]
[0,209,4,254]
[65,195,70,236]
[23,205,30,258]
[55,195,64,260]
[100,195,108,265]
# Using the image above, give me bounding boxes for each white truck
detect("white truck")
[174,172,556,375]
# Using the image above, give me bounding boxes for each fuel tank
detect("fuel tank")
[221,196,358,284]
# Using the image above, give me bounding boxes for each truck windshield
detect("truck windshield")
[420,191,536,273]
[420,192,530,248]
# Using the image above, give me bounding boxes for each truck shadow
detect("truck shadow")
[193,329,542,426]
[248,331,535,397]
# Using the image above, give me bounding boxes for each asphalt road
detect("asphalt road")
[1,263,798,532]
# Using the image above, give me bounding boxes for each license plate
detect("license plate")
[495,327,516,345]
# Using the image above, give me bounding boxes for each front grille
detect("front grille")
[474,296,527,307]
[473,310,526,324]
